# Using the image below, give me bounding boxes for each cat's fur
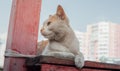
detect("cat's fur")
[40,5,84,68]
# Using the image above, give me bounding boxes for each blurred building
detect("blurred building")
[87,22,110,61]
[109,23,120,59]
[75,22,120,62]
[75,31,89,60]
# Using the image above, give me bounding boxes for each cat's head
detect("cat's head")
[41,5,70,40]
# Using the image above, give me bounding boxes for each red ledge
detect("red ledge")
[26,55,120,71]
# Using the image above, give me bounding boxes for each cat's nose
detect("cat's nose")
[40,28,44,33]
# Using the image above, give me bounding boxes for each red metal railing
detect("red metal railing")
[26,56,120,71]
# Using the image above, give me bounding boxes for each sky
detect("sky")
[40,0,120,32]
[0,0,120,68]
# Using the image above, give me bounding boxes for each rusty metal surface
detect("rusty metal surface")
[26,55,74,66]
[4,0,41,71]
[81,68,111,71]
[85,61,120,70]
[26,56,120,71]
[41,64,112,71]
[41,64,79,71]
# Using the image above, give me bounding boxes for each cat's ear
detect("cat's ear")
[56,5,66,20]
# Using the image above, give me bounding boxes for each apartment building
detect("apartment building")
[75,22,120,61]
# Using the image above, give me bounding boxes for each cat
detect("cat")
[39,5,84,68]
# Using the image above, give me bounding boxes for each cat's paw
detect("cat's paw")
[74,55,84,69]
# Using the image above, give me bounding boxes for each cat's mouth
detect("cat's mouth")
[42,33,54,39]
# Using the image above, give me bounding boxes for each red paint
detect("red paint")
[26,56,120,71]
[41,64,79,71]
[4,0,41,71]
[41,63,120,71]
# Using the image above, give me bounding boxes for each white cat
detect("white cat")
[40,5,84,68]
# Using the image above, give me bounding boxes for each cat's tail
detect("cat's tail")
[74,52,84,69]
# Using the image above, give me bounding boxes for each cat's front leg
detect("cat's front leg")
[46,52,75,59]
[74,52,84,69]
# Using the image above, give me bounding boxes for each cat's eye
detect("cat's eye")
[47,22,51,26]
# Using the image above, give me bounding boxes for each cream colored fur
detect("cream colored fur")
[40,5,84,68]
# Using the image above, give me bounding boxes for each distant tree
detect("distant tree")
[113,61,120,65]
[99,56,108,62]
